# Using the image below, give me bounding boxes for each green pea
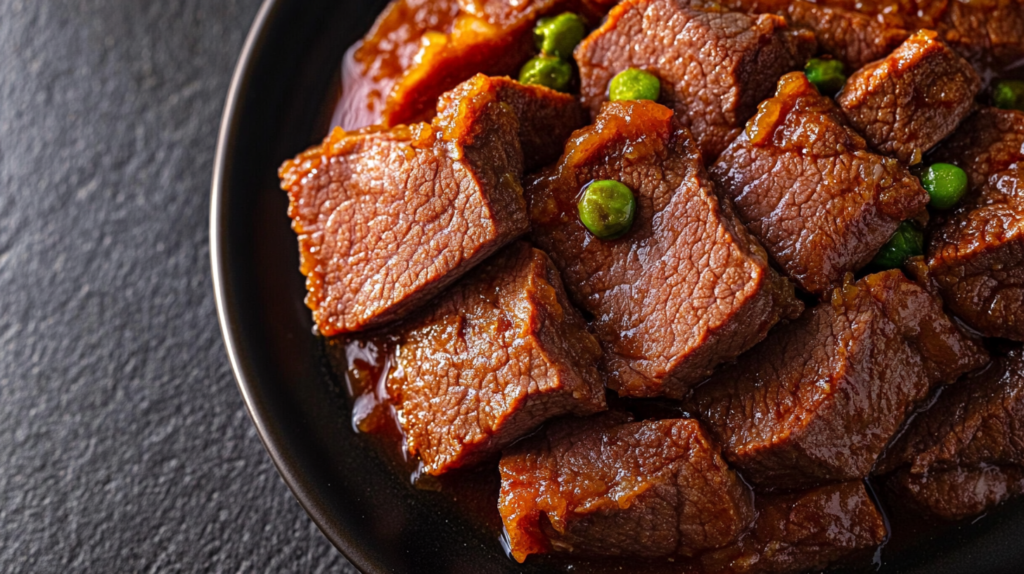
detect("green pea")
[872,222,924,269]
[578,180,637,240]
[921,163,968,210]
[804,58,846,96]
[519,55,573,92]
[535,13,587,59]
[609,68,661,102]
[993,79,1024,111]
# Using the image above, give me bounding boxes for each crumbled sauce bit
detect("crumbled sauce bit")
[746,72,809,146]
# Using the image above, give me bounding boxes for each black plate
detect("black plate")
[210,1,1024,572]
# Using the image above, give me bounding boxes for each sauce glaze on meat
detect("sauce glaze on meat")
[281,0,1024,572]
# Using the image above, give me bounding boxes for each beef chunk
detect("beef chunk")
[336,0,608,130]
[711,72,929,296]
[716,0,912,70]
[881,349,1024,520]
[926,164,1024,341]
[574,0,816,161]
[785,1,910,70]
[281,76,590,336]
[838,30,981,166]
[498,413,754,562]
[700,482,888,574]
[387,242,607,476]
[937,0,1024,71]
[435,74,588,172]
[527,101,803,399]
[688,270,989,490]
[930,107,1024,194]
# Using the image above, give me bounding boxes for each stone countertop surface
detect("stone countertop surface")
[0,1,355,571]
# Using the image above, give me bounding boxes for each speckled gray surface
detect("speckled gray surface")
[0,1,355,571]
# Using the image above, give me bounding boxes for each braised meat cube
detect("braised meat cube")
[716,0,912,71]
[527,100,803,399]
[838,30,981,166]
[880,349,1024,520]
[436,74,588,172]
[688,270,989,490]
[926,164,1024,341]
[710,72,929,296]
[930,107,1024,194]
[498,413,754,562]
[387,242,607,476]
[700,482,888,574]
[574,0,816,161]
[937,0,1024,71]
[336,0,610,130]
[281,76,589,336]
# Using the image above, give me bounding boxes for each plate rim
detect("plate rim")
[209,1,370,571]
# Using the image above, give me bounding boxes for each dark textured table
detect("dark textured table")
[0,1,355,571]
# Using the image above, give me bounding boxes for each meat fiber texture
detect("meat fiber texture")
[688,270,989,490]
[335,0,612,130]
[838,30,980,166]
[498,412,755,562]
[699,482,888,574]
[574,0,816,162]
[711,72,929,297]
[388,241,607,476]
[280,75,586,337]
[716,0,1024,72]
[880,349,1024,520]
[527,100,803,400]
[925,108,1024,341]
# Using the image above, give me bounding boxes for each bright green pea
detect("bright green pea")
[535,13,587,59]
[609,68,661,102]
[519,56,573,92]
[993,79,1024,111]
[921,163,969,210]
[578,180,637,240]
[872,222,924,269]
[805,58,846,96]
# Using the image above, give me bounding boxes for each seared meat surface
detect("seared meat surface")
[711,72,928,296]
[499,412,754,562]
[881,349,1024,520]
[922,108,1024,341]
[575,0,815,161]
[527,100,802,399]
[281,76,584,336]
[688,270,988,490]
[838,30,980,166]
[388,241,607,475]
[700,482,887,574]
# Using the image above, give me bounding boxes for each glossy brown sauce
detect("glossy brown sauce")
[313,30,1024,572]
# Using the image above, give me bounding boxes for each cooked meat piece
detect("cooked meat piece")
[387,242,607,476]
[838,30,981,166]
[891,466,1024,521]
[574,0,816,161]
[937,0,1024,71]
[498,413,754,562]
[930,107,1024,194]
[527,100,803,399]
[700,482,888,574]
[722,0,1024,72]
[336,0,608,130]
[881,349,1024,520]
[926,163,1024,341]
[688,270,989,490]
[716,0,911,70]
[711,72,929,296]
[785,1,910,70]
[283,76,576,335]
[436,74,588,172]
